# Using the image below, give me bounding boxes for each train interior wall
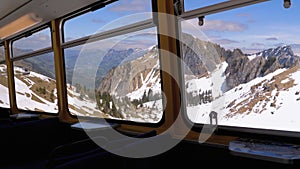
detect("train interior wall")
[0,108,299,169]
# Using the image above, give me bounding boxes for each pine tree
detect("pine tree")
[132,99,140,109]
[148,89,153,101]
[142,90,149,103]
[95,92,101,110]
[199,91,204,104]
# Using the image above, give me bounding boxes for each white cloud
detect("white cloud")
[202,20,247,32]
[212,38,239,45]
[290,44,300,48]
[241,47,263,54]
[251,42,265,47]
[266,37,278,41]
[82,28,157,51]
[182,19,247,34]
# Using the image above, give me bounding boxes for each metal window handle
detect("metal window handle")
[209,111,218,127]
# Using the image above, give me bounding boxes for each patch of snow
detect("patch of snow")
[281,78,291,84]
[185,62,228,98]
[247,54,257,61]
[186,68,300,133]
[0,84,10,108]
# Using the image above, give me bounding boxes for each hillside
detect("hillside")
[97,33,300,128]
[0,64,105,117]
[187,66,300,132]
[97,46,163,122]
[1,33,300,126]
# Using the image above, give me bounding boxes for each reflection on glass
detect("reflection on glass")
[0,45,10,108]
[64,28,164,123]
[12,28,52,57]
[182,1,300,132]
[14,53,58,113]
[64,0,152,41]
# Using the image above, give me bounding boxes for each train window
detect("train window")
[12,27,51,57]
[64,44,105,117]
[0,45,10,108]
[63,0,153,42]
[0,45,4,61]
[184,0,228,12]
[64,27,163,123]
[181,0,300,135]
[13,52,58,113]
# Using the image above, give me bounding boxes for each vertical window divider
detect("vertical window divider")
[51,19,75,122]
[4,41,19,114]
[156,0,182,131]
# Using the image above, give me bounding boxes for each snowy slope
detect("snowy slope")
[0,65,10,108]
[126,59,161,100]
[0,64,103,116]
[14,77,58,112]
[0,83,10,108]
[187,66,300,132]
[66,84,101,117]
[185,62,228,98]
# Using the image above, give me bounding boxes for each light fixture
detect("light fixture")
[284,0,291,8]
[0,13,42,39]
[198,16,205,26]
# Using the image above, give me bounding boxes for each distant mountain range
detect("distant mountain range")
[7,47,149,89]
[246,45,295,60]
[2,34,300,124]
[224,45,300,90]
[98,45,160,97]
[6,34,300,94]
[98,33,300,96]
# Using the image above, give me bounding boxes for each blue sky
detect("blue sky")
[183,0,300,55]
[14,0,300,55]
[64,0,153,40]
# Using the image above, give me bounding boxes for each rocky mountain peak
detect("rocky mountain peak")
[225,45,300,91]
[248,45,295,60]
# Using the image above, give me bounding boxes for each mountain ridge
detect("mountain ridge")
[98,34,300,95]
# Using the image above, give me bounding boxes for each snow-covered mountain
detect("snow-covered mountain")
[0,46,164,123]
[97,45,163,122]
[98,45,160,97]
[247,45,295,60]
[2,33,300,127]
[65,47,151,89]
[224,45,300,90]
[187,66,300,132]
[97,33,300,130]
[182,40,300,131]
[0,64,104,117]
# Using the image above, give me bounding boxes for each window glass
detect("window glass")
[0,45,10,108]
[182,1,300,132]
[12,28,52,57]
[64,27,164,123]
[184,0,229,11]
[64,0,152,41]
[14,53,58,113]
[0,45,5,61]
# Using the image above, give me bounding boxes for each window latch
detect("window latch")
[209,111,218,129]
